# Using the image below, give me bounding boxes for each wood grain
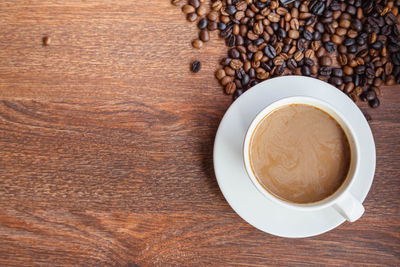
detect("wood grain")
[0,1,399,266]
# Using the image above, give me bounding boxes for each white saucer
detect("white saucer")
[213,76,376,238]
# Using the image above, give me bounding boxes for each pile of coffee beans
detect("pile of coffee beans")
[172,0,400,108]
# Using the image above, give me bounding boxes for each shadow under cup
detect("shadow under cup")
[243,96,360,210]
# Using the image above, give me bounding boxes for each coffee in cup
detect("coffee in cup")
[243,96,364,222]
[249,104,351,204]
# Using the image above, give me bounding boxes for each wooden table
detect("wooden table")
[0,1,399,266]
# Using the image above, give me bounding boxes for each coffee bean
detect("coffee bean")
[324,41,336,52]
[208,21,218,31]
[218,22,227,31]
[198,18,208,29]
[189,0,200,9]
[344,82,355,93]
[226,35,236,47]
[191,60,201,73]
[385,62,393,75]
[287,58,297,71]
[233,88,243,100]
[350,18,362,31]
[355,65,366,74]
[329,77,343,86]
[303,30,313,40]
[187,13,198,22]
[297,38,306,51]
[241,74,250,86]
[294,51,304,62]
[344,66,354,75]
[264,44,277,59]
[333,68,344,77]
[197,5,207,16]
[229,59,243,70]
[304,58,315,67]
[200,30,210,42]
[225,82,236,94]
[192,39,203,49]
[365,68,375,79]
[302,65,311,76]
[288,30,300,39]
[369,97,380,108]
[216,69,226,80]
[365,90,377,101]
[343,38,355,47]
[42,36,51,46]
[311,1,325,15]
[182,5,195,14]
[320,56,332,66]
[319,66,332,76]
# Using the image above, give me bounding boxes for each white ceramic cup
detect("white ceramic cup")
[243,96,365,222]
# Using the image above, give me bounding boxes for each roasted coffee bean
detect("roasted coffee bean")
[315,22,325,33]
[385,62,393,75]
[229,48,240,59]
[233,88,243,100]
[344,75,353,84]
[344,38,355,46]
[371,41,383,50]
[324,41,336,52]
[42,36,51,46]
[187,13,198,22]
[344,82,355,93]
[355,65,366,74]
[241,74,250,86]
[348,45,357,53]
[182,5,195,14]
[191,60,201,73]
[208,21,218,31]
[329,77,343,86]
[297,38,306,52]
[226,34,236,47]
[304,58,315,67]
[303,30,313,41]
[369,97,380,108]
[333,68,344,77]
[365,90,377,101]
[278,28,287,38]
[320,56,332,66]
[302,65,311,76]
[287,58,297,71]
[189,0,200,9]
[200,30,210,42]
[192,39,203,49]
[198,18,208,29]
[344,66,354,75]
[225,5,237,15]
[225,82,236,94]
[351,18,362,31]
[248,68,256,79]
[313,31,321,40]
[218,22,227,31]
[365,68,375,79]
[338,54,348,65]
[311,1,325,15]
[319,66,332,76]
[264,44,277,58]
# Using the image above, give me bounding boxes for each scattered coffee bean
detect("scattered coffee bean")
[191,60,201,73]
[192,39,203,49]
[42,36,51,46]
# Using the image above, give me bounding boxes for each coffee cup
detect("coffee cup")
[243,96,364,222]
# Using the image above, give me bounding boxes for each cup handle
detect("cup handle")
[333,192,364,222]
